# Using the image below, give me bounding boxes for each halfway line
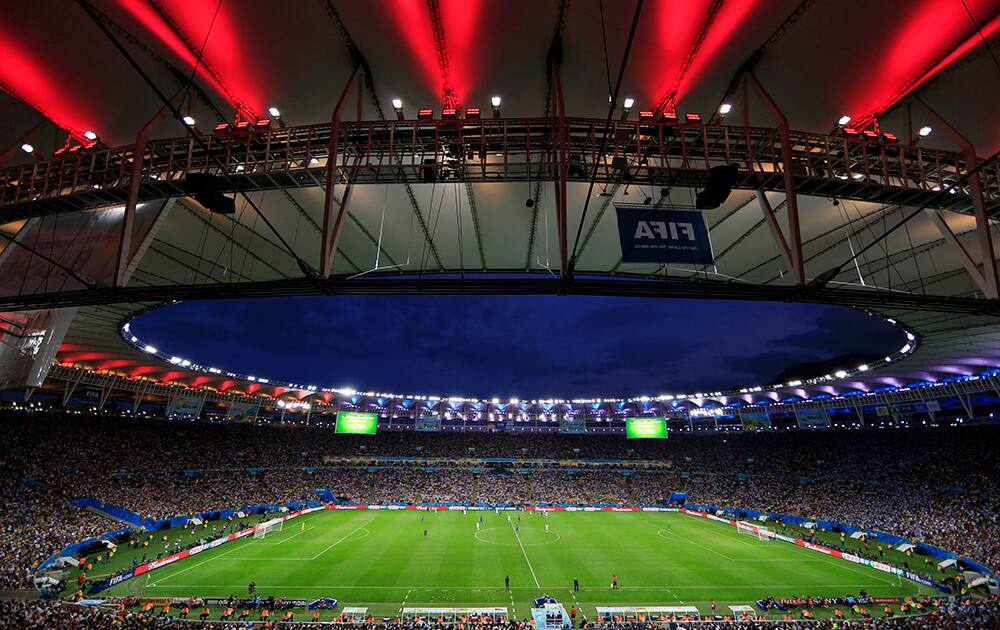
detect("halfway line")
[511,524,540,588]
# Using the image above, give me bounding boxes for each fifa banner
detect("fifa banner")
[226,402,258,422]
[795,408,830,429]
[0,308,77,390]
[167,395,205,419]
[615,205,714,264]
[625,417,668,439]
[740,410,771,430]
[559,417,586,434]
[336,411,379,434]
[415,416,441,432]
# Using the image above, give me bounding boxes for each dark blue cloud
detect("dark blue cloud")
[133,296,903,398]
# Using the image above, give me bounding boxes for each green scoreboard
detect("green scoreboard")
[335,411,379,434]
[625,417,668,439]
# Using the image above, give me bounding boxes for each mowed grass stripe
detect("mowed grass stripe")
[116,510,926,616]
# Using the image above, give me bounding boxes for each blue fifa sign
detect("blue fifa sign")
[615,205,714,264]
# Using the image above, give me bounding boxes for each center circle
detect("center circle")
[474,527,561,546]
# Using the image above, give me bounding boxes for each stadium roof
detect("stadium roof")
[2,0,1000,407]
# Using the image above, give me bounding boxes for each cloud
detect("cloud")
[134,296,902,398]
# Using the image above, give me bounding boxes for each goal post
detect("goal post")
[253,518,284,539]
[736,521,773,542]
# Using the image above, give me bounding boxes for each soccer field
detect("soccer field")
[105,509,927,619]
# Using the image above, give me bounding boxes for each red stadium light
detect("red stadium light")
[254,119,272,130]
[235,120,251,130]
[418,108,434,120]
[685,113,702,123]
[662,112,678,123]
[638,111,655,121]
[442,108,457,119]
[881,132,897,143]
[214,122,230,133]
[464,107,481,119]
[862,129,879,140]
[843,127,860,137]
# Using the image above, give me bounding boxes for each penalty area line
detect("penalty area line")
[310,516,376,560]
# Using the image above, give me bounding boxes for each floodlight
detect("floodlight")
[83,130,98,140]
[719,103,732,116]
[918,125,932,137]
[182,115,196,126]
[268,106,281,117]
[837,115,852,126]
[20,143,33,154]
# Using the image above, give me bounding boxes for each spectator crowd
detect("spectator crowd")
[0,409,998,627]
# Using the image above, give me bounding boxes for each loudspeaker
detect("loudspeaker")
[186,173,236,214]
[422,158,437,183]
[696,163,739,209]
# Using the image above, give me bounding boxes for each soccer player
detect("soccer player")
[424,528,428,537]
[301,521,306,532]
[573,578,579,592]
[611,575,618,590]
[505,575,510,593]
[545,523,549,533]
[476,522,481,532]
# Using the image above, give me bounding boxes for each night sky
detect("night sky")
[133,296,904,399]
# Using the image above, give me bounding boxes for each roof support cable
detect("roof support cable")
[903,215,927,297]
[811,147,1000,290]
[567,0,645,277]
[76,0,312,278]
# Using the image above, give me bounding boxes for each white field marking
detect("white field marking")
[310,516,377,560]
[475,528,560,546]
[212,527,371,559]
[646,521,736,561]
[400,588,411,614]
[145,582,895,590]
[255,525,316,545]
[666,518,899,588]
[151,537,254,585]
[511,523,540,588]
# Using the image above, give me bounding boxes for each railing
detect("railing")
[3,118,997,221]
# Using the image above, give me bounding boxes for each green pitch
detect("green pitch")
[104,509,929,620]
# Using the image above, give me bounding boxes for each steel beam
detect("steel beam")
[320,66,360,278]
[925,208,994,298]
[116,92,183,287]
[552,62,569,276]
[747,73,804,284]
[916,97,1000,300]
[755,190,795,277]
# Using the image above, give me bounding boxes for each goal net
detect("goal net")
[736,521,773,542]
[253,519,284,539]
